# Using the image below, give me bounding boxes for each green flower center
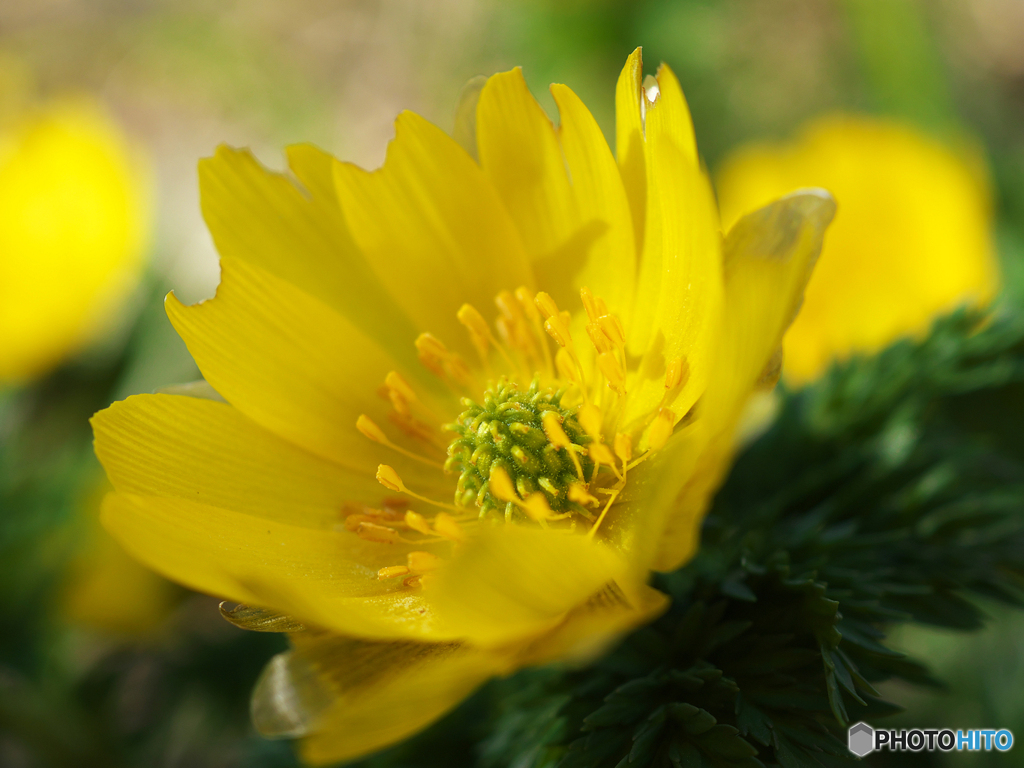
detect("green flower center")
[445,380,594,519]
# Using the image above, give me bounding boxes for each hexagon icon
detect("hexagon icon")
[848,722,875,757]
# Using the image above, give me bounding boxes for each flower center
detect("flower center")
[350,285,688,585]
[445,379,594,520]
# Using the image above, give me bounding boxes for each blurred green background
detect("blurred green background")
[2,0,1024,765]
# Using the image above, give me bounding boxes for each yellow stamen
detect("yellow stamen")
[523,492,556,522]
[404,510,433,535]
[597,352,626,394]
[376,464,460,511]
[408,551,442,572]
[433,512,466,543]
[664,356,689,390]
[647,407,675,451]
[580,286,600,322]
[542,410,585,479]
[588,442,616,466]
[578,403,603,438]
[598,314,626,347]
[357,521,403,544]
[569,483,599,507]
[385,370,418,403]
[378,565,411,579]
[614,433,633,464]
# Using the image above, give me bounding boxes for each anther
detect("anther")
[664,357,689,390]
[433,512,466,543]
[376,464,460,510]
[357,521,402,544]
[598,314,626,347]
[385,371,417,403]
[614,433,633,464]
[580,287,600,322]
[357,414,388,443]
[647,407,675,451]
[457,303,491,361]
[523,492,555,522]
[569,483,599,506]
[597,352,626,394]
[588,442,616,466]
[586,323,614,354]
[578,403,603,438]
[378,565,411,579]
[408,551,442,572]
[376,464,405,492]
[404,510,433,535]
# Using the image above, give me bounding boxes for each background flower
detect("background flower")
[717,116,999,384]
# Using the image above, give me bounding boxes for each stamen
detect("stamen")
[647,407,675,451]
[614,433,633,464]
[408,551,442,572]
[432,512,466,543]
[457,303,492,364]
[664,356,689,391]
[577,403,603,438]
[542,410,585,479]
[580,286,600,322]
[404,510,433,535]
[378,565,411,579]
[516,286,554,377]
[597,352,626,394]
[376,464,461,511]
[356,521,403,544]
[357,415,444,468]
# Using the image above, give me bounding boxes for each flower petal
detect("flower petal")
[101,493,443,640]
[199,144,420,368]
[625,65,723,432]
[166,255,448,488]
[429,526,633,648]
[477,70,635,319]
[253,632,509,765]
[92,393,381,527]
[615,47,647,258]
[652,190,836,571]
[333,111,533,357]
[519,582,669,667]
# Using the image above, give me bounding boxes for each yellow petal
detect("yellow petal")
[253,631,509,765]
[333,111,533,357]
[551,83,637,322]
[92,393,382,527]
[625,64,723,431]
[199,144,420,369]
[615,47,647,258]
[166,256,446,488]
[476,70,635,320]
[429,526,630,648]
[101,493,442,640]
[709,190,837,424]
[519,582,669,667]
[652,191,836,572]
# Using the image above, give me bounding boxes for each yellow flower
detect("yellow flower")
[92,49,833,764]
[717,115,999,384]
[0,95,150,383]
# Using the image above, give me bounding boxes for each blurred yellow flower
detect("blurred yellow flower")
[717,116,998,384]
[92,49,833,764]
[0,97,149,383]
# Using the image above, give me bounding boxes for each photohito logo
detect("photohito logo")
[848,722,1014,756]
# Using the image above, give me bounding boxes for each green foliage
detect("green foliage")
[350,310,1024,768]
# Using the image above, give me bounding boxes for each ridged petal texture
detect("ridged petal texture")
[92,48,834,764]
